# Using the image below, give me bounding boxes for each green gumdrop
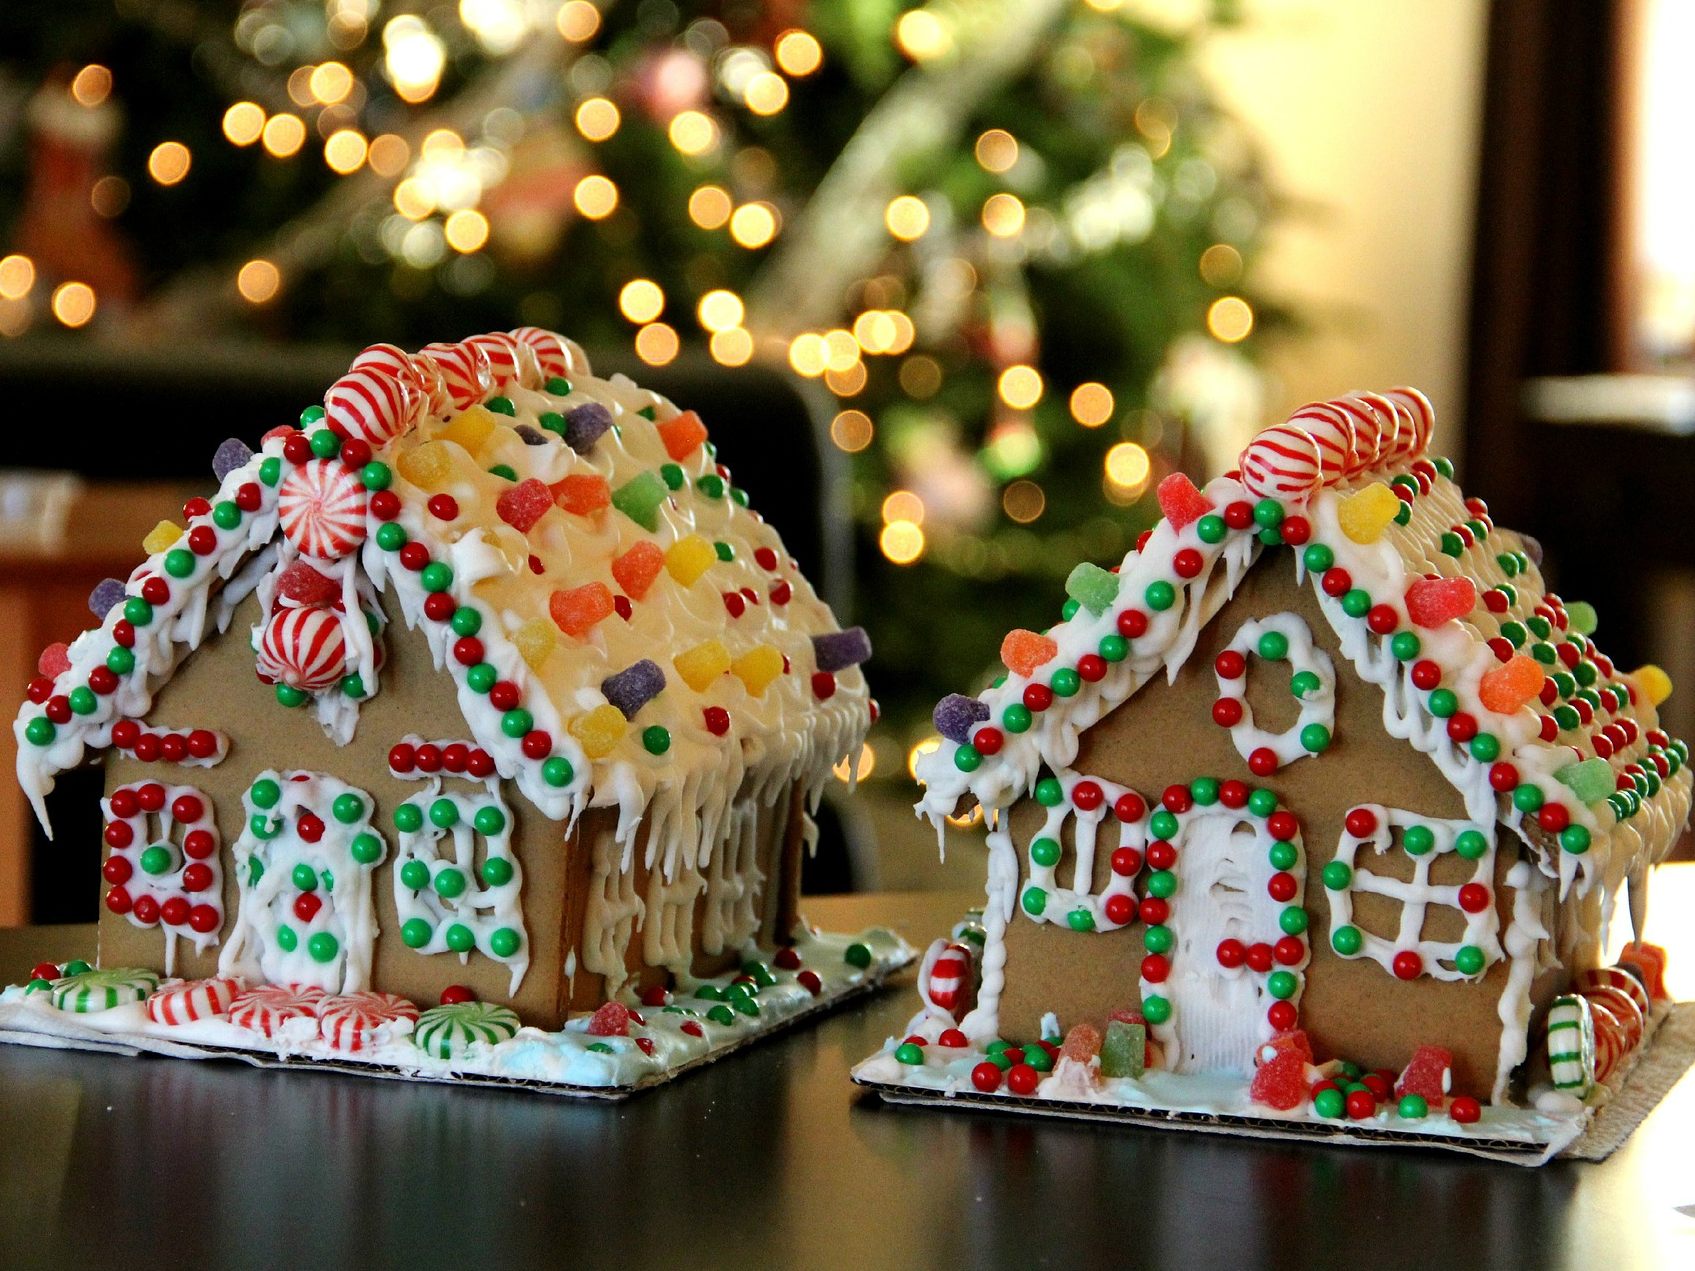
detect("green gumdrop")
[1100,1020,1146,1079]
[1064,562,1120,617]
[1555,757,1614,805]
[611,471,667,531]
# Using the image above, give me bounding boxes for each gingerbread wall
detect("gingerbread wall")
[994,558,1562,1095]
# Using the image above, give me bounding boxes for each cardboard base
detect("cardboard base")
[0,926,914,1100]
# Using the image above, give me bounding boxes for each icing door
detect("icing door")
[1164,814,1275,1076]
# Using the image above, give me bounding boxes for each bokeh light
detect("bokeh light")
[237,259,281,304]
[775,30,823,76]
[619,278,665,323]
[50,282,97,328]
[880,519,926,565]
[1207,295,1254,343]
[147,141,192,186]
[885,195,930,242]
[635,321,679,366]
[1069,382,1115,427]
[222,102,265,146]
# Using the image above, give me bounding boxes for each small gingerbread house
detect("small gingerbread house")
[861,388,1686,1152]
[6,329,904,1090]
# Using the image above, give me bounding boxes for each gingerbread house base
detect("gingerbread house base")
[0,925,912,1098]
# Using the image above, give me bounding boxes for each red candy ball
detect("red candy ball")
[189,904,220,934]
[1217,938,1245,968]
[1248,747,1279,777]
[1104,893,1134,925]
[703,707,731,736]
[1344,807,1379,838]
[428,494,460,521]
[440,985,476,1005]
[972,1062,1003,1093]
[1215,650,1247,680]
[1117,609,1148,639]
[1141,954,1170,983]
[161,897,190,927]
[1273,936,1305,965]
[30,961,60,982]
[938,1029,968,1048]
[1113,792,1146,823]
[1023,683,1054,712]
[1246,943,1274,973]
[1212,698,1244,727]
[137,783,166,813]
[102,856,132,884]
[389,743,416,773]
[1266,810,1299,841]
[105,886,132,915]
[1366,604,1399,635]
[1219,780,1249,808]
[1267,872,1297,902]
[1346,1088,1377,1120]
[1110,847,1142,877]
[971,725,1002,756]
[1146,840,1176,870]
[297,812,325,844]
[1392,950,1424,981]
[1006,1063,1040,1096]
[1267,1001,1298,1032]
[182,863,214,893]
[1072,780,1104,811]
[813,671,838,701]
[1449,1096,1482,1124]
[1458,883,1490,913]
[1280,515,1310,545]
[1076,654,1107,682]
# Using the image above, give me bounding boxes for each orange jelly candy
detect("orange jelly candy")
[549,582,614,637]
[552,473,611,516]
[1001,628,1059,677]
[611,541,664,600]
[1478,653,1544,715]
[656,410,708,461]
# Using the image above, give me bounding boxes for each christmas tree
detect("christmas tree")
[0,0,1272,756]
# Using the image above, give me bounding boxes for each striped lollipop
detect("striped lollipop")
[50,966,159,1013]
[230,983,325,1038]
[1239,423,1325,501]
[413,1000,520,1060]
[257,607,350,693]
[416,340,493,412]
[278,459,368,559]
[509,327,572,382]
[317,990,419,1052]
[147,976,241,1026]
[464,332,523,390]
[323,367,419,446]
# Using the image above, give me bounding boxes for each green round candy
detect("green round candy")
[444,923,475,953]
[23,717,54,746]
[1469,733,1501,762]
[953,745,981,773]
[1145,581,1176,611]
[124,597,153,626]
[401,919,431,948]
[1322,860,1352,890]
[1390,631,1421,661]
[259,456,282,486]
[1454,829,1488,860]
[1302,544,1334,573]
[139,844,173,875]
[1280,905,1308,935]
[696,473,725,499]
[844,942,873,968]
[61,959,91,976]
[331,792,364,824]
[1266,970,1297,1000]
[488,927,521,958]
[1050,667,1081,698]
[1061,598,1080,621]
[1269,840,1298,871]
[398,859,430,890]
[1142,995,1171,1025]
[250,778,281,809]
[1427,688,1458,717]
[1021,886,1048,916]
[481,856,514,887]
[434,867,466,899]
[659,462,684,489]
[374,522,406,552]
[394,803,424,834]
[339,674,365,700]
[1149,809,1179,840]
[429,798,459,829]
[1511,783,1544,813]
[1247,788,1278,817]
[1253,498,1284,528]
[1289,670,1321,699]
[1098,634,1129,663]
[1003,703,1033,733]
[1024,1044,1054,1073]
[1454,945,1486,976]
[420,562,453,593]
[213,500,241,530]
[895,1042,925,1065]
[275,924,298,953]
[106,646,135,676]
[1146,870,1176,899]
[473,806,507,836]
[486,396,515,416]
[249,814,278,840]
[164,549,195,579]
[1257,630,1290,661]
[1341,589,1372,619]
[275,684,307,708]
[985,1039,1012,1056]
[1315,1087,1346,1118]
[1066,908,1095,933]
[1190,776,1220,805]
[642,725,671,756]
[291,862,318,891]
[542,756,574,787]
[350,833,382,865]
[1300,723,1331,754]
[694,984,724,1001]
[1398,1093,1429,1120]
[1029,837,1061,868]
[450,607,482,636]
[1196,514,1227,544]
[308,428,340,459]
[357,460,390,490]
[1034,778,1063,807]
[1144,923,1173,954]
[1560,824,1591,854]
[1403,825,1435,856]
[707,1004,737,1026]
[1331,924,1363,956]
[501,708,533,739]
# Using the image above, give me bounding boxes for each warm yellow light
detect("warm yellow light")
[697,289,744,332]
[236,259,281,304]
[421,129,464,161]
[286,67,316,109]
[262,113,307,158]
[1104,441,1152,490]
[460,0,528,54]
[555,0,601,42]
[885,311,916,354]
[831,409,874,452]
[998,364,1043,410]
[222,102,265,147]
[1003,479,1046,524]
[689,185,733,230]
[982,192,1025,238]
[895,10,952,62]
[880,519,926,565]
[323,129,368,175]
[899,355,942,398]
[885,195,930,242]
[310,61,354,105]
[50,281,96,329]
[1199,243,1243,287]
[668,110,718,157]
[1070,382,1115,428]
[825,361,868,396]
[367,134,411,178]
[393,177,435,220]
[1084,0,1124,10]
[709,327,754,367]
[975,129,1018,174]
[822,329,859,374]
[729,202,778,248]
[744,72,789,116]
[882,490,925,526]
[385,16,446,103]
[619,278,665,324]
[853,310,894,354]
[90,176,128,218]
[635,321,679,367]
[0,255,35,301]
[907,736,941,780]
[1207,295,1254,343]
[833,742,876,784]
[574,174,619,220]
[444,209,490,253]
[788,332,828,377]
[775,29,823,76]
[575,97,620,142]
[70,64,112,109]
[147,141,192,187]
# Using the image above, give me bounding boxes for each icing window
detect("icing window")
[1212,613,1336,774]
[1017,771,1150,933]
[1322,805,1503,982]
[100,781,223,974]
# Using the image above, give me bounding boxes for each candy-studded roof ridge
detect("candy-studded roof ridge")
[17,329,872,844]
[915,388,1690,900]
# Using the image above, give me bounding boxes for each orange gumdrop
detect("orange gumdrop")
[611,541,664,600]
[656,410,709,461]
[1001,628,1059,677]
[552,473,611,516]
[1478,654,1544,715]
[549,582,614,637]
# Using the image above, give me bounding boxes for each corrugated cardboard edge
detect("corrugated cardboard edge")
[1558,1000,1695,1161]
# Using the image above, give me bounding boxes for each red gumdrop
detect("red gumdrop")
[274,561,342,609]
[37,643,71,678]
[1156,472,1213,530]
[1404,576,1477,629]
[1394,1044,1453,1104]
[1248,1051,1308,1111]
[587,1001,631,1036]
[1256,1029,1314,1066]
[496,478,554,534]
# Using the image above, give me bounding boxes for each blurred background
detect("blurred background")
[0,0,1692,923]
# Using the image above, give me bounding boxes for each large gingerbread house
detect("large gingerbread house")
[857,389,1685,1158]
[3,329,908,1092]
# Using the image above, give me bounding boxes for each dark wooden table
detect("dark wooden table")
[2,893,1692,1269]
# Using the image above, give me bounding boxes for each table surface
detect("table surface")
[1,893,1692,1269]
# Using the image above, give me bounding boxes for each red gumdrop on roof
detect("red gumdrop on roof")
[274,562,342,609]
[1156,472,1213,531]
[37,643,70,678]
[587,1001,631,1036]
[1395,1044,1453,1104]
[496,478,554,534]
[1404,576,1477,628]
[1248,1051,1308,1111]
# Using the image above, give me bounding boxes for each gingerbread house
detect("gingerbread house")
[856,389,1686,1157]
[3,329,908,1092]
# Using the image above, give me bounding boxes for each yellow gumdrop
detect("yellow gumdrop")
[142,520,183,554]
[674,640,731,692]
[512,618,557,672]
[569,704,626,759]
[397,441,453,490]
[664,534,716,587]
[439,405,498,456]
[731,644,785,697]
[1338,482,1402,545]
[1631,664,1673,707]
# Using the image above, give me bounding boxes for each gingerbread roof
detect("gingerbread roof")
[915,389,1690,900]
[16,330,872,867]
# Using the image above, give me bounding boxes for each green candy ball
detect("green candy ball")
[250,778,281,809]
[1029,837,1061,868]
[429,798,459,829]
[1402,824,1435,856]
[1002,703,1033,734]
[291,863,318,891]
[401,918,431,948]
[1454,945,1486,976]
[642,725,671,756]
[542,756,574,788]
[398,860,430,890]
[450,606,482,636]
[1315,1088,1346,1118]
[1322,860,1353,890]
[1300,723,1331,754]
[1142,995,1171,1025]
[275,924,298,953]
[473,806,507,836]
[1034,778,1064,807]
[1021,886,1048,916]
[488,927,521,958]
[307,932,340,962]
[434,867,467,899]
[895,1042,925,1065]
[1398,1094,1429,1120]
[481,856,514,887]
[1066,908,1095,933]
[1454,829,1489,860]
[1331,924,1363,956]
[1050,668,1081,698]
[394,804,424,834]
[844,942,873,968]
[1257,631,1290,661]
[350,833,383,865]
[139,845,173,876]
[444,924,475,953]
[332,792,364,824]
[1280,906,1308,936]
[1143,924,1173,955]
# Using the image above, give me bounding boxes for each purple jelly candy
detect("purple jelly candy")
[212,438,254,481]
[933,693,990,745]
[1519,533,1544,567]
[515,424,549,446]
[564,403,613,452]
[601,659,666,720]
[812,627,871,673]
[89,578,126,620]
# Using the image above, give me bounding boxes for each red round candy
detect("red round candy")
[293,892,322,922]
[1072,780,1104,811]
[1139,898,1168,925]
[938,1028,968,1048]
[424,592,455,621]
[1392,950,1423,981]
[1267,1000,1298,1031]
[142,577,170,605]
[813,672,838,701]
[111,719,141,749]
[440,985,475,1005]
[773,947,802,971]
[1246,943,1274,973]
[398,542,429,572]
[182,863,214,893]
[770,581,792,606]
[1219,780,1249,808]
[161,896,190,926]
[1146,840,1176,870]
[1217,938,1245,968]
[1212,698,1244,727]
[283,432,313,464]
[30,961,60,982]
[236,482,262,512]
[1321,567,1352,597]
[1411,659,1442,690]
[1489,762,1519,792]
[754,547,780,571]
[45,696,71,724]
[1280,515,1310,545]
[1116,609,1148,639]
[389,743,416,772]
[488,681,520,711]
[1267,872,1297,902]
[102,856,132,884]
[109,788,139,818]
[1344,807,1378,838]
[1361,1073,1391,1101]
[703,707,731,736]
[1274,936,1305,965]
[1536,804,1569,833]
[339,438,372,470]
[442,743,469,772]
[428,494,460,521]
[1006,1063,1040,1096]
[370,490,401,520]
[1446,713,1478,743]
[1266,810,1298,841]
[132,895,160,925]
[133,734,161,763]
[797,969,823,996]
[297,813,325,844]
[1113,792,1146,823]
[1458,883,1490,913]
[453,637,484,666]
[467,748,496,779]
[188,526,217,556]
[1023,683,1054,712]
[1141,954,1169,982]
[105,886,132,915]
[104,821,134,849]
[183,829,215,859]
[1224,500,1254,529]
[1366,605,1399,635]
[1076,654,1107,682]
[113,618,136,646]
[1161,784,1192,813]
[1450,1096,1482,1124]
[722,591,745,618]
[1110,847,1142,877]
[1346,1088,1377,1120]
[1248,747,1279,777]
[1173,548,1203,579]
[171,794,204,823]
[521,730,551,760]
[187,729,218,758]
[137,783,166,813]
[972,1062,1003,1093]
[1215,650,1247,680]
[1104,893,1134,925]
[183,496,211,520]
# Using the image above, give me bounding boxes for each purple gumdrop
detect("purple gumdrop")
[89,578,127,620]
[212,437,254,481]
[933,693,990,745]
[812,627,871,673]
[564,402,613,452]
[515,424,549,446]
[602,659,666,720]
[1519,533,1544,567]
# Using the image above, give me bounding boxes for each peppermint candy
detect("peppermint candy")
[463,332,523,390]
[278,459,368,560]
[416,340,493,412]
[257,607,350,693]
[349,342,423,389]
[324,367,419,446]
[1573,966,1651,1020]
[509,326,572,381]
[230,983,326,1037]
[1238,423,1324,501]
[50,966,159,1013]
[413,1000,520,1060]
[925,940,976,1017]
[317,990,419,1052]
[1386,386,1435,460]
[1284,401,1356,485]
[147,976,241,1025]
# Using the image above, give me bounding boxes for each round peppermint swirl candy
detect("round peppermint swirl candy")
[317,991,419,1052]
[50,966,159,1013]
[416,340,493,412]
[1238,422,1324,501]
[413,1001,520,1060]
[463,332,523,390]
[508,326,572,382]
[323,367,419,446]
[229,983,326,1038]
[257,607,350,693]
[147,976,241,1026]
[277,459,368,560]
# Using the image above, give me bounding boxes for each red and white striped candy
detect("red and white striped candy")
[1385,386,1435,459]
[257,607,350,693]
[417,340,493,412]
[464,332,523,390]
[926,941,976,1016]
[278,459,368,559]
[316,991,420,1052]
[1239,423,1324,501]
[1574,966,1651,1020]
[230,983,325,1037]
[1586,997,1628,1082]
[509,327,572,382]
[350,343,420,389]
[324,367,419,446]
[147,976,241,1025]
[1351,393,1406,470]
[1578,983,1644,1052]
[1286,400,1357,483]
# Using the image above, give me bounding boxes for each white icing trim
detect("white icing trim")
[1213,611,1336,768]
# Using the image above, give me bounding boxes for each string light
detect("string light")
[634,321,679,366]
[880,520,926,565]
[393,178,434,220]
[729,202,778,248]
[788,333,828,377]
[619,279,665,323]
[1207,295,1254,343]
[555,0,600,42]
[982,192,1025,238]
[697,289,743,332]
[833,742,875,784]
[1104,441,1151,496]
[743,72,789,116]
[147,142,192,187]
[1069,382,1114,427]
[459,0,528,55]
[668,111,718,156]
[310,61,354,105]
[1002,479,1046,524]
[384,16,446,103]
[323,129,368,174]
[975,129,1018,174]
[823,329,860,373]
[421,129,464,160]
[689,185,733,230]
[709,328,753,366]
[895,10,952,62]
[998,364,1043,410]
[287,67,317,109]
[774,30,823,76]
[444,209,490,253]
[573,174,619,219]
[262,114,307,158]
[575,97,620,142]
[882,490,925,525]
[831,409,874,452]
[367,134,410,177]
[70,65,112,108]
[0,255,35,301]
[885,195,930,242]
[223,102,265,146]
[50,282,97,329]
[237,259,281,304]
[1199,243,1243,287]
